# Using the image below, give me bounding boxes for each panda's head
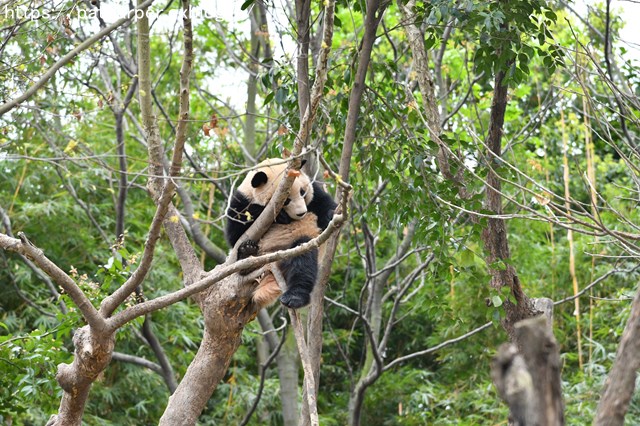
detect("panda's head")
[239,158,314,220]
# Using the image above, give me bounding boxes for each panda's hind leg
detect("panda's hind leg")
[278,237,318,309]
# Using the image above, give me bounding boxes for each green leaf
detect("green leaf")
[460,249,475,267]
[263,91,274,105]
[240,0,254,10]
[491,295,503,307]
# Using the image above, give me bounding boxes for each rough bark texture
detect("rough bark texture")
[594,286,640,426]
[159,1,341,422]
[482,69,538,344]
[482,66,561,426]
[159,278,256,425]
[491,315,564,426]
[47,327,115,426]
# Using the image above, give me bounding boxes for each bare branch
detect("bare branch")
[0,233,106,332]
[141,316,178,393]
[112,351,162,374]
[384,322,493,371]
[100,0,197,316]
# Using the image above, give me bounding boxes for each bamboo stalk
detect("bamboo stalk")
[582,66,597,369]
[560,108,583,369]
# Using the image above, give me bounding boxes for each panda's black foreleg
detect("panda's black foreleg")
[237,239,260,275]
[237,240,259,260]
[278,237,318,309]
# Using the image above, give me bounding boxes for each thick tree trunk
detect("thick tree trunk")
[482,69,538,344]
[159,330,241,425]
[159,276,256,425]
[483,68,562,423]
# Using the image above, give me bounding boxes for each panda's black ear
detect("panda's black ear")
[251,171,269,188]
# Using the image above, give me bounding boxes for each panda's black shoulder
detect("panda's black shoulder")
[307,182,337,231]
[225,189,267,247]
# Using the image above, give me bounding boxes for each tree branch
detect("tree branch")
[100,0,197,316]
[141,316,178,393]
[112,351,162,374]
[0,232,105,332]
[107,209,347,330]
[304,1,385,423]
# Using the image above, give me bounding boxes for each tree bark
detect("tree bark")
[159,281,256,425]
[257,310,299,426]
[303,1,389,424]
[296,0,312,128]
[491,315,564,426]
[482,69,538,344]
[279,327,300,426]
[594,286,640,426]
[47,327,115,426]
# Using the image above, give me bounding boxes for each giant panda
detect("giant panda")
[225,158,337,309]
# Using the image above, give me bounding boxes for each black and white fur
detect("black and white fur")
[225,159,336,309]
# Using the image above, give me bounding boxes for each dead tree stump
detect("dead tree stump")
[491,315,564,426]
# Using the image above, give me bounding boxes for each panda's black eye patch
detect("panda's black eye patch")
[284,198,291,206]
[300,188,306,197]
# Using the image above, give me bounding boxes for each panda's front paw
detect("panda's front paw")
[238,240,259,260]
[280,290,311,309]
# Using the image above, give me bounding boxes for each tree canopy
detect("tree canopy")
[1,0,639,424]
